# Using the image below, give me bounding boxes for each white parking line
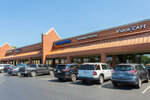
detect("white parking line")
[142,85,150,94]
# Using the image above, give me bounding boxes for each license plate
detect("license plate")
[119,74,124,77]
[57,70,61,73]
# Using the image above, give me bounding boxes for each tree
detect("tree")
[11,46,17,49]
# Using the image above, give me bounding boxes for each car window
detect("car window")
[79,65,95,70]
[114,65,134,71]
[38,65,43,68]
[69,65,74,69]
[56,65,66,70]
[95,65,100,70]
[75,65,79,69]
[30,65,37,68]
[43,65,48,68]
[102,65,108,70]
[139,65,144,71]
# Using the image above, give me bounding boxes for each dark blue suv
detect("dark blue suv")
[111,64,149,88]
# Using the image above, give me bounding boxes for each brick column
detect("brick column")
[58,58,61,64]
[101,53,107,63]
[112,55,116,67]
[28,58,31,66]
[67,56,71,64]
[80,58,83,64]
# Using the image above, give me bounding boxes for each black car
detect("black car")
[111,64,149,88]
[18,64,54,77]
[145,65,150,78]
[54,64,79,81]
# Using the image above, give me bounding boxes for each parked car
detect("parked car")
[145,65,150,78]
[78,63,111,84]
[54,64,80,81]
[18,64,54,77]
[4,64,13,72]
[8,63,28,75]
[111,64,149,88]
[0,64,12,73]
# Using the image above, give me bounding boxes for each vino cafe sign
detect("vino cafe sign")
[116,24,146,33]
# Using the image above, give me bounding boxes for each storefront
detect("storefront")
[46,19,150,67]
[0,19,150,67]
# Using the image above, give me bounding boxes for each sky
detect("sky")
[0,0,150,48]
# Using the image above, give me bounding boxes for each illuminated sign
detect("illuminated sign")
[55,40,71,46]
[16,48,21,52]
[7,50,13,54]
[116,24,146,33]
[77,34,98,40]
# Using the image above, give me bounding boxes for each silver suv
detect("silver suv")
[78,63,111,84]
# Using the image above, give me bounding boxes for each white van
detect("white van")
[78,63,111,84]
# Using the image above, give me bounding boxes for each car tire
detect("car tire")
[18,73,21,77]
[112,82,118,87]
[71,74,77,82]
[31,71,36,77]
[1,69,4,73]
[49,70,54,76]
[145,75,149,83]
[137,78,142,88]
[98,75,104,85]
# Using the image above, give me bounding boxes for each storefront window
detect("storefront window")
[31,59,41,64]
[116,54,150,65]
[61,59,67,64]
[55,59,59,64]
[72,56,101,64]
[46,59,53,65]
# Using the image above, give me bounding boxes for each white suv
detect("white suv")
[78,63,112,84]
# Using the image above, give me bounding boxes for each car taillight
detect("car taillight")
[8,67,10,69]
[62,69,69,72]
[25,69,27,71]
[129,70,137,74]
[112,69,115,73]
[93,71,97,75]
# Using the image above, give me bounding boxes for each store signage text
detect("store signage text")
[55,40,71,46]
[77,34,98,40]
[7,50,13,54]
[116,24,146,33]
[16,48,21,52]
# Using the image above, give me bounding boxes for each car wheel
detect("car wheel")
[49,70,54,76]
[112,82,118,87]
[98,75,104,85]
[137,78,142,88]
[1,69,4,73]
[31,71,36,77]
[71,74,77,82]
[18,73,21,77]
[145,75,149,83]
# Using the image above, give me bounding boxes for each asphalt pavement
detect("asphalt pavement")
[0,73,150,100]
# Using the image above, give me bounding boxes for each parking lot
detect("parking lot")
[0,73,150,100]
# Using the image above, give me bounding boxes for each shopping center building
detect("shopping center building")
[0,19,150,67]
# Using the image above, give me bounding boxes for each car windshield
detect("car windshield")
[79,65,95,70]
[17,64,27,67]
[56,65,67,70]
[4,65,10,68]
[13,67,18,69]
[30,65,37,67]
[113,65,134,71]
[145,65,150,70]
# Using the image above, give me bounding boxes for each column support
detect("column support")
[101,53,107,63]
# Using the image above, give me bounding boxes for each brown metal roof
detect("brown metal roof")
[47,32,150,56]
